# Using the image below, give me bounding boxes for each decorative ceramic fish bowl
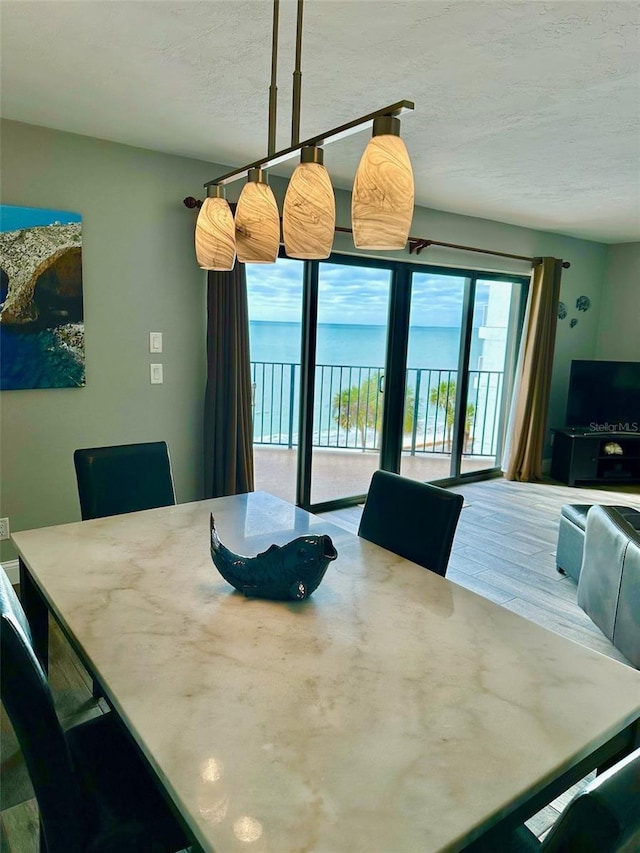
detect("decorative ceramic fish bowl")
[210,515,337,601]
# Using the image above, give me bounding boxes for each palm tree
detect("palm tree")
[463,402,476,452]
[333,372,383,448]
[429,379,456,449]
[402,384,417,438]
[429,379,475,451]
[333,371,415,449]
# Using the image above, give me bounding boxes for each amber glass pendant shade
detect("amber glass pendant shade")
[351,116,414,250]
[235,169,281,263]
[283,147,335,259]
[195,193,236,271]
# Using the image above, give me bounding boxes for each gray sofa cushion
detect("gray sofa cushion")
[557,505,592,581]
[557,503,640,582]
[612,507,640,531]
[616,537,640,669]
[577,505,640,668]
[561,504,593,529]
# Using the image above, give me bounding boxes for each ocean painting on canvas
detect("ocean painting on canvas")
[0,204,85,390]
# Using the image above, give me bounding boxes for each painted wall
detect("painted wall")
[596,242,640,361]
[1,119,625,561]
[0,120,213,560]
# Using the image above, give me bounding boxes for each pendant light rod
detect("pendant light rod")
[291,0,304,146]
[204,100,414,188]
[268,0,280,156]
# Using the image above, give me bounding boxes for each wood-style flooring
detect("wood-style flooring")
[2,475,639,850]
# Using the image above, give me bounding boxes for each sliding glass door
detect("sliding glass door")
[400,271,466,482]
[460,279,522,475]
[400,270,525,485]
[246,258,303,503]
[247,254,527,511]
[309,261,391,505]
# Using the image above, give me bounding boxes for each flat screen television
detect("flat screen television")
[566,359,640,432]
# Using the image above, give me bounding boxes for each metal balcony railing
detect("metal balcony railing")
[250,362,504,458]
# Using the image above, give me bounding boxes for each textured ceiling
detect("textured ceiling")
[2,1,639,243]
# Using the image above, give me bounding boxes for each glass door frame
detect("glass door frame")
[296,251,399,512]
[400,265,529,488]
[289,250,529,513]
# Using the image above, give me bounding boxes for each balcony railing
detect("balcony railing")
[251,362,504,458]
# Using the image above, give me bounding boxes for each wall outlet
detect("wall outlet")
[0,517,10,541]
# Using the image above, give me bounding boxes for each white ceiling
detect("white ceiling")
[2,1,639,243]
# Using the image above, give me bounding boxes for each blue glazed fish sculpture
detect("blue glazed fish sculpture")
[210,515,337,601]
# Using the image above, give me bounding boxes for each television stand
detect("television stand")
[550,429,640,486]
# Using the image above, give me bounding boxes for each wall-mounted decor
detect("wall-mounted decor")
[570,318,578,328]
[557,301,567,320]
[576,295,591,312]
[0,205,85,390]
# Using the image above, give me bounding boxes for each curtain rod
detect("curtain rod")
[334,227,570,268]
[183,198,570,269]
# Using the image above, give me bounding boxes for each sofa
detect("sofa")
[576,505,640,668]
[556,503,640,582]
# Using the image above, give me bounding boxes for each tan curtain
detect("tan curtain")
[204,262,255,497]
[503,257,563,482]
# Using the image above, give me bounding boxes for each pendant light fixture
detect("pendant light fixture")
[194,0,415,265]
[283,146,335,259]
[194,186,236,270]
[235,168,281,264]
[352,115,414,250]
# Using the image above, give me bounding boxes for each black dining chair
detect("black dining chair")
[73,441,176,521]
[73,441,177,699]
[0,565,189,853]
[463,746,640,852]
[358,470,464,577]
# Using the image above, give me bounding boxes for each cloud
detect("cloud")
[247,260,496,327]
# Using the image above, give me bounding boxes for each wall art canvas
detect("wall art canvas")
[0,204,85,389]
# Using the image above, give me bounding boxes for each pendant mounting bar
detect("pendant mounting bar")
[204,100,415,188]
[267,0,280,156]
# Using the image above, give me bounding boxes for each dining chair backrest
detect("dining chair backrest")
[539,746,640,852]
[73,441,176,520]
[358,470,464,577]
[466,745,640,853]
[0,566,85,852]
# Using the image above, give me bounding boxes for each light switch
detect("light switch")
[149,332,163,353]
[150,364,163,384]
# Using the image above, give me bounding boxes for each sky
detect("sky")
[0,204,82,231]
[246,258,493,327]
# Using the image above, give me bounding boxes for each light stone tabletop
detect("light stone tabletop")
[12,491,640,852]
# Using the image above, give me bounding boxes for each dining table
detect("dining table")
[12,490,640,852]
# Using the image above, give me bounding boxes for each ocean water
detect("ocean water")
[0,326,85,390]
[249,321,497,449]
[250,321,482,370]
